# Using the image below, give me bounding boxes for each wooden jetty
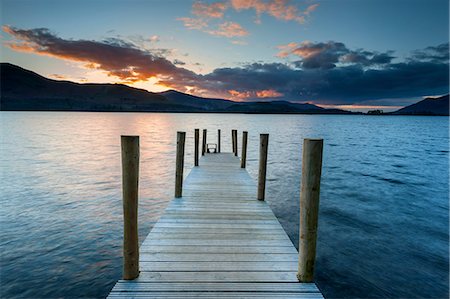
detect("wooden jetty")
[109,131,324,298]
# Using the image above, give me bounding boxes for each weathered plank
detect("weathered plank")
[107,153,323,299]
[111,282,319,292]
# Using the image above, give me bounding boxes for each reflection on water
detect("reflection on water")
[0,112,448,298]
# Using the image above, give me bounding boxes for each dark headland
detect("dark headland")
[1,63,448,115]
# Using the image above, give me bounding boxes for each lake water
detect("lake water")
[0,112,448,299]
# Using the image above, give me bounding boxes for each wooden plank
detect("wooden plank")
[142,239,294,246]
[107,153,323,298]
[111,282,319,292]
[152,226,287,237]
[140,245,298,254]
[139,253,298,262]
[139,261,298,271]
[108,293,324,299]
[152,222,285,229]
[133,271,300,282]
[146,233,290,240]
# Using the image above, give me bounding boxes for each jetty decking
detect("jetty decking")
[108,152,323,298]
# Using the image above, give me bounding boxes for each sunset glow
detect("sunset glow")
[1,0,448,109]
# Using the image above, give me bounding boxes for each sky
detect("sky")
[0,0,449,112]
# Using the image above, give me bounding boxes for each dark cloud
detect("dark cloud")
[411,43,449,63]
[173,59,186,65]
[3,26,449,105]
[279,41,395,69]
[2,26,198,87]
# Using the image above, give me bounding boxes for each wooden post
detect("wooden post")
[297,139,323,283]
[121,135,140,280]
[175,132,186,198]
[202,129,207,156]
[241,131,248,168]
[234,130,238,156]
[231,130,236,154]
[194,129,199,166]
[257,134,269,200]
[218,129,221,153]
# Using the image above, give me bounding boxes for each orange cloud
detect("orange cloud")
[177,17,208,30]
[207,21,248,37]
[192,1,228,18]
[305,4,319,15]
[276,41,333,59]
[228,89,283,100]
[229,89,252,99]
[2,25,199,89]
[256,89,283,98]
[276,42,299,57]
[230,0,318,23]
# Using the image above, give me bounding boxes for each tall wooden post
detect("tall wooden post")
[194,129,199,166]
[297,139,323,283]
[241,131,248,168]
[231,130,236,154]
[175,132,186,198]
[218,129,221,153]
[121,135,140,280]
[202,129,207,156]
[257,134,269,200]
[234,130,238,157]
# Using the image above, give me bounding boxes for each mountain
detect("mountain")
[0,63,186,111]
[392,95,449,116]
[159,89,234,111]
[0,62,344,113]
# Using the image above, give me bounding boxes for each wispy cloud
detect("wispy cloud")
[177,17,208,30]
[192,1,228,18]
[3,26,448,105]
[207,21,248,37]
[230,0,318,23]
[178,0,319,41]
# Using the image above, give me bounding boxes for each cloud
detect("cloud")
[230,0,318,23]
[278,41,395,69]
[2,26,199,88]
[3,26,448,105]
[173,59,186,65]
[411,43,449,63]
[192,1,228,18]
[149,35,160,43]
[207,21,248,37]
[228,88,283,99]
[231,40,248,45]
[177,17,208,30]
[178,1,319,40]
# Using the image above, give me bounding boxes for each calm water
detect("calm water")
[0,112,448,299]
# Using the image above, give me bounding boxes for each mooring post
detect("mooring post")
[297,138,323,283]
[218,129,221,153]
[175,132,186,198]
[194,129,199,166]
[121,135,140,280]
[234,130,238,156]
[257,134,269,200]
[202,129,207,156]
[231,129,236,154]
[241,131,248,168]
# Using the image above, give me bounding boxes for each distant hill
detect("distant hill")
[0,63,184,111]
[0,62,348,113]
[159,89,234,111]
[392,95,449,116]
